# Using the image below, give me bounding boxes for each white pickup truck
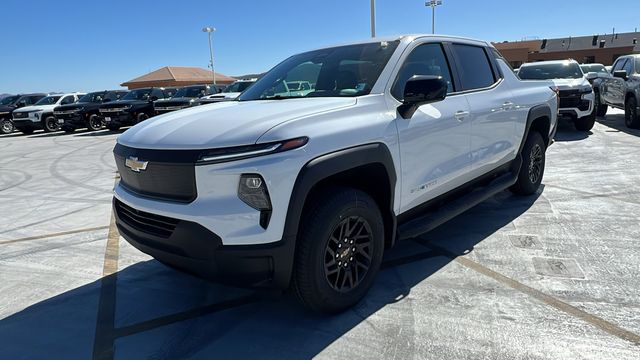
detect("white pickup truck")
[112,35,557,313]
[12,93,85,134]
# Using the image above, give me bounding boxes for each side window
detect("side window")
[60,95,75,105]
[451,44,496,91]
[622,59,634,75]
[391,43,454,100]
[612,59,627,72]
[152,89,164,99]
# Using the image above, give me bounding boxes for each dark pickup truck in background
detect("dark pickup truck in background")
[595,54,640,128]
[98,87,171,131]
[153,84,215,115]
[0,93,47,134]
[55,90,128,133]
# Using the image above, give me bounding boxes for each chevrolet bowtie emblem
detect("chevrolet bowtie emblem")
[125,156,148,172]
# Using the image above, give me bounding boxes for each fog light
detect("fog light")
[238,174,271,211]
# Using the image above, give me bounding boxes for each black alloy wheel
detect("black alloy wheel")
[324,216,374,292]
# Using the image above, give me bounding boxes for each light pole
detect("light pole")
[426,0,442,34]
[370,0,376,38]
[202,26,216,85]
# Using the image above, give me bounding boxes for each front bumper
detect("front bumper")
[558,92,594,119]
[12,118,41,129]
[113,198,295,287]
[101,111,135,126]
[56,112,86,128]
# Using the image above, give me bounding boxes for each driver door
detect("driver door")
[393,42,472,213]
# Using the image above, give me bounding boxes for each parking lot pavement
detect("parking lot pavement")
[0,109,638,359]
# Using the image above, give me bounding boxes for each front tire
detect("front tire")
[594,92,607,116]
[510,131,546,196]
[625,97,640,129]
[86,114,102,131]
[1,118,15,134]
[136,113,149,123]
[293,188,384,313]
[574,113,595,131]
[43,115,59,133]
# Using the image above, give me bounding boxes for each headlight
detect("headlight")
[238,174,272,228]
[197,137,308,164]
[578,85,593,94]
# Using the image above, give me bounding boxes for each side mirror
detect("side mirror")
[585,72,598,81]
[398,75,447,119]
[613,70,628,80]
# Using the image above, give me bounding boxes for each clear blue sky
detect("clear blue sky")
[1,0,638,93]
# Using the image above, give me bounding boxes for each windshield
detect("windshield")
[78,92,105,103]
[34,95,62,105]
[122,89,151,101]
[224,81,255,93]
[580,64,607,74]
[518,62,584,80]
[0,95,20,105]
[173,87,207,98]
[239,41,400,101]
[105,91,126,102]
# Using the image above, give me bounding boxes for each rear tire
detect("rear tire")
[293,188,384,313]
[86,114,102,131]
[1,118,15,134]
[510,131,546,196]
[625,97,640,129]
[43,115,59,133]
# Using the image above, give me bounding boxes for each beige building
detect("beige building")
[121,66,236,89]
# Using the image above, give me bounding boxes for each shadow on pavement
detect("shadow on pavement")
[0,190,540,359]
[553,118,591,142]
[75,130,124,137]
[597,112,640,137]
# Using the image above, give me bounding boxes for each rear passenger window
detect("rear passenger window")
[391,43,453,100]
[451,44,496,91]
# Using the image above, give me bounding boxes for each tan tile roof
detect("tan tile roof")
[121,66,236,86]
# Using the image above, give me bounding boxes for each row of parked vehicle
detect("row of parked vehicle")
[0,79,257,135]
[514,53,640,130]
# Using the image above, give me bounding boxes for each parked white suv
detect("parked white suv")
[12,92,85,134]
[113,35,557,313]
[518,60,596,131]
[198,79,257,103]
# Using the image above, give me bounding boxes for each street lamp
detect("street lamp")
[370,0,376,38]
[202,26,216,85]
[426,0,442,34]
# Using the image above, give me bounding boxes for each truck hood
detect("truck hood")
[550,78,590,89]
[55,102,95,111]
[0,105,16,114]
[118,97,357,150]
[17,104,57,112]
[99,99,150,108]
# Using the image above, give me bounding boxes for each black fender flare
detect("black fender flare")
[274,143,398,287]
[520,104,552,154]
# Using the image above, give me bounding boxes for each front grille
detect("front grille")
[100,108,128,113]
[114,144,198,203]
[115,199,179,238]
[156,106,186,111]
[558,89,582,108]
[54,110,78,115]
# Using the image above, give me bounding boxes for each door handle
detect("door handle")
[503,101,514,110]
[454,110,469,121]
